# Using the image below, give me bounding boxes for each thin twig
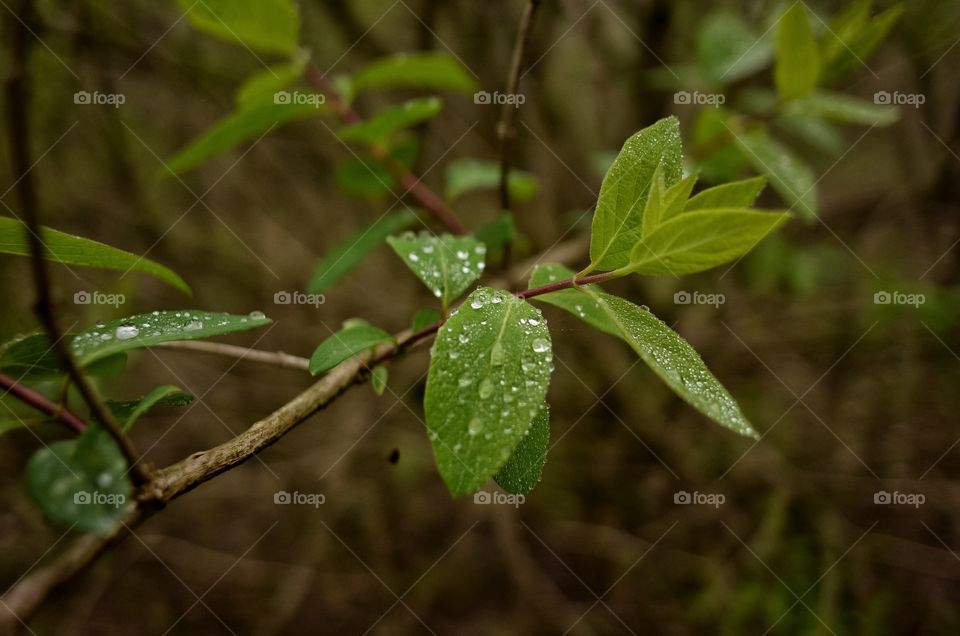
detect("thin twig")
[152,341,310,371]
[0,372,86,434]
[303,64,468,235]
[498,0,543,212]
[4,0,149,485]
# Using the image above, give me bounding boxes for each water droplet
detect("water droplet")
[479,378,494,399]
[468,418,483,435]
[184,319,203,331]
[409,252,420,262]
[456,250,468,260]
[531,338,550,353]
[115,324,139,340]
[249,311,266,320]
[422,244,434,254]
[490,342,504,366]
[458,374,474,388]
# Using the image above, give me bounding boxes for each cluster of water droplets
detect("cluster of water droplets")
[71,310,268,359]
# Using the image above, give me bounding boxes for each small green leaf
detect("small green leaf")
[70,310,272,366]
[371,365,388,396]
[307,208,418,294]
[697,12,774,82]
[386,232,486,309]
[411,308,441,332]
[660,172,699,223]
[178,0,300,55]
[235,54,309,109]
[528,264,756,438]
[685,175,767,211]
[309,323,392,374]
[0,333,127,380]
[165,100,325,175]
[775,3,820,100]
[444,158,539,202]
[784,91,899,127]
[820,3,902,84]
[338,98,443,146]
[424,288,552,496]
[734,130,817,220]
[352,52,478,94]
[626,209,791,276]
[494,403,550,495]
[25,427,132,534]
[640,164,667,238]
[106,385,194,432]
[588,117,683,272]
[0,217,189,294]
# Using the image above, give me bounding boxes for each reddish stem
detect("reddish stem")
[0,372,86,434]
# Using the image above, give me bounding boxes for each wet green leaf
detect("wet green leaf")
[309,323,392,374]
[386,232,486,309]
[494,403,550,495]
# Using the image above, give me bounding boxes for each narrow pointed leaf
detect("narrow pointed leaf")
[775,3,819,100]
[71,310,271,366]
[309,323,392,374]
[178,0,300,55]
[308,208,417,293]
[386,232,486,308]
[338,98,443,146]
[640,165,667,238]
[424,288,552,496]
[685,176,767,211]
[371,365,388,396]
[0,217,189,294]
[627,209,791,276]
[494,403,550,495]
[352,53,478,94]
[25,427,132,534]
[589,117,683,271]
[106,385,194,432]
[659,172,699,225]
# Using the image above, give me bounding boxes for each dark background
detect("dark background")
[1,0,959,633]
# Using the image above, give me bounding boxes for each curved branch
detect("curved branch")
[0,372,86,434]
[152,341,310,371]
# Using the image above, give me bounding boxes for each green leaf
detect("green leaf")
[697,12,774,83]
[307,208,418,294]
[178,0,300,55]
[0,217,189,294]
[639,165,667,238]
[0,333,127,380]
[474,214,517,262]
[775,3,820,100]
[734,130,817,220]
[528,264,756,438]
[106,385,194,432]
[588,117,683,272]
[371,365,388,396]
[444,158,539,202]
[309,323,392,374]
[820,3,902,84]
[338,98,443,146]
[660,172,699,223]
[70,310,271,366]
[235,54,309,109]
[494,403,550,495]
[424,288,552,496]
[411,308,441,332]
[685,175,767,211]
[25,427,132,534]
[784,91,899,127]
[352,52,477,94]
[626,209,791,276]
[386,232,486,309]
[165,99,325,175]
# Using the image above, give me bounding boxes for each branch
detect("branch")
[303,64,468,235]
[497,0,543,211]
[152,341,310,371]
[4,0,149,485]
[0,372,86,434]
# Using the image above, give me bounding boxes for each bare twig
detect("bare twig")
[303,64,468,235]
[152,341,310,371]
[497,0,543,211]
[0,372,86,434]
[4,0,149,485]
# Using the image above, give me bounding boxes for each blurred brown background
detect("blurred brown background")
[2,0,960,633]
